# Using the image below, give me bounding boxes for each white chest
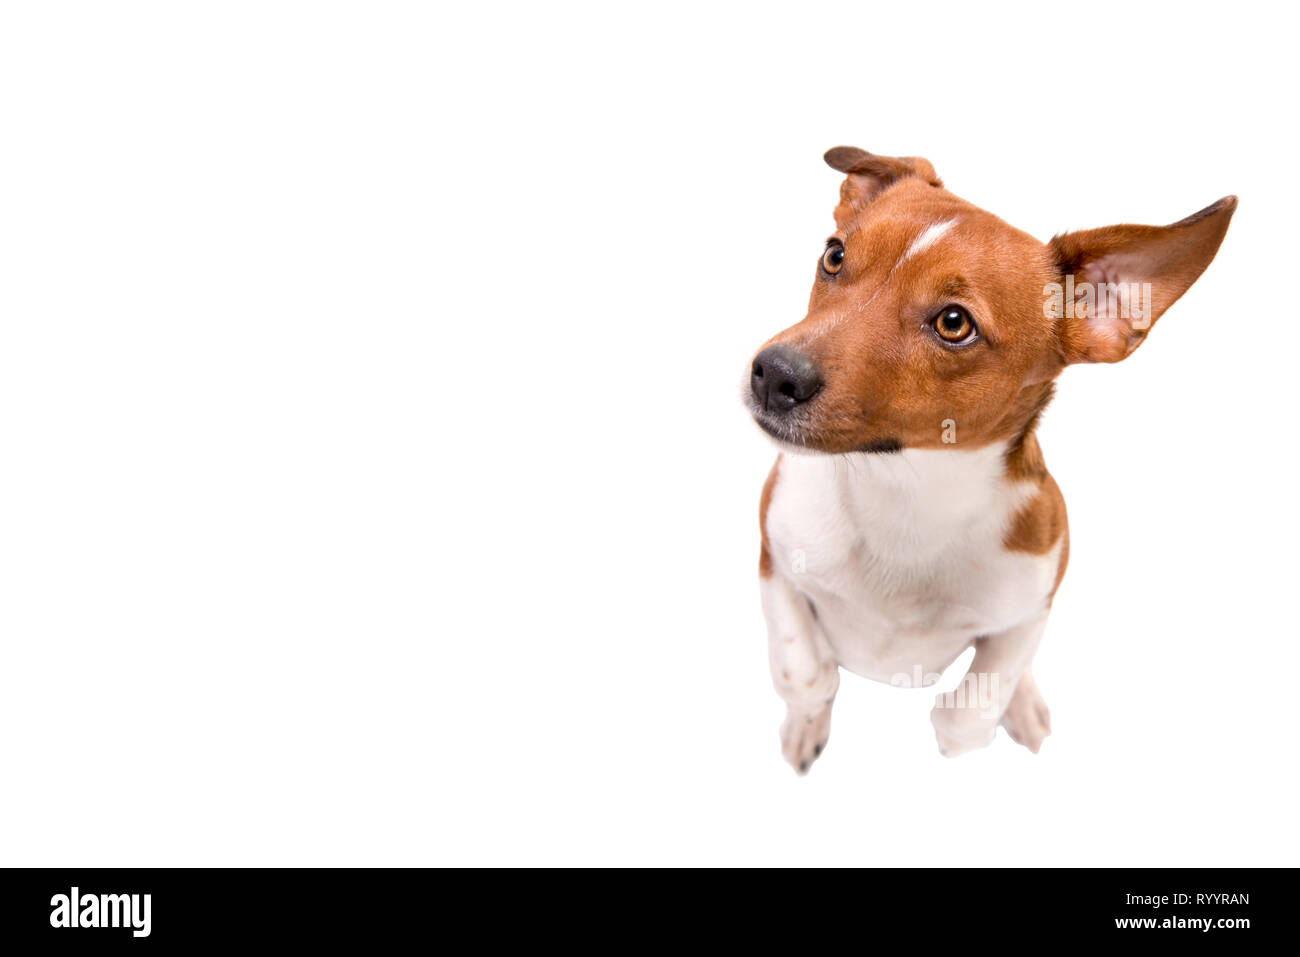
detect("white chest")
[763,446,1060,682]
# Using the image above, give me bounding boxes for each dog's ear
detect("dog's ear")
[824,147,942,217]
[1048,197,1236,364]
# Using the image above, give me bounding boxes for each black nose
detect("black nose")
[751,345,822,412]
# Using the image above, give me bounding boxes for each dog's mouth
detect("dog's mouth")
[855,437,903,454]
[750,407,819,449]
[747,402,903,456]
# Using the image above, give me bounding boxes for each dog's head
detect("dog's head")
[745,146,1235,454]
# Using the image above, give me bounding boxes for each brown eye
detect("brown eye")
[821,242,845,276]
[933,306,976,344]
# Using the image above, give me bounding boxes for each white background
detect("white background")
[2,2,1296,866]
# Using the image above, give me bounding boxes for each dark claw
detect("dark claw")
[813,743,823,756]
[799,760,809,772]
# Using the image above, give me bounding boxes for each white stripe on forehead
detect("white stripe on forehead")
[900,218,958,264]
[804,217,960,341]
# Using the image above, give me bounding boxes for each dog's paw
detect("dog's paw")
[930,704,996,758]
[1000,675,1051,754]
[780,706,831,775]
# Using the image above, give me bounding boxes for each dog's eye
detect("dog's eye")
[821,242,845,276]
[933,306,977,344]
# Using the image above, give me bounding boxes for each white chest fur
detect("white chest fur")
[763,445,1061,682]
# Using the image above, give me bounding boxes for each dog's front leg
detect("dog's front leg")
[930,608,1048,757]
[761,573,839,774]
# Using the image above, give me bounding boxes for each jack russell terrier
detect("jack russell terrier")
[746,146,1234,772]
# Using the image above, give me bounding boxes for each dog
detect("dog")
[746,146,1234,772]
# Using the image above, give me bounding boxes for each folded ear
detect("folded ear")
[1048,197,1236,363]
[824,147,942,221]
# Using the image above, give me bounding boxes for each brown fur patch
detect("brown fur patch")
[1004,463,1069,600]
[1005,473,1066,555]
[758,455,781,577]
[1052,526,1070,599]
[1003,396,1069,598]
